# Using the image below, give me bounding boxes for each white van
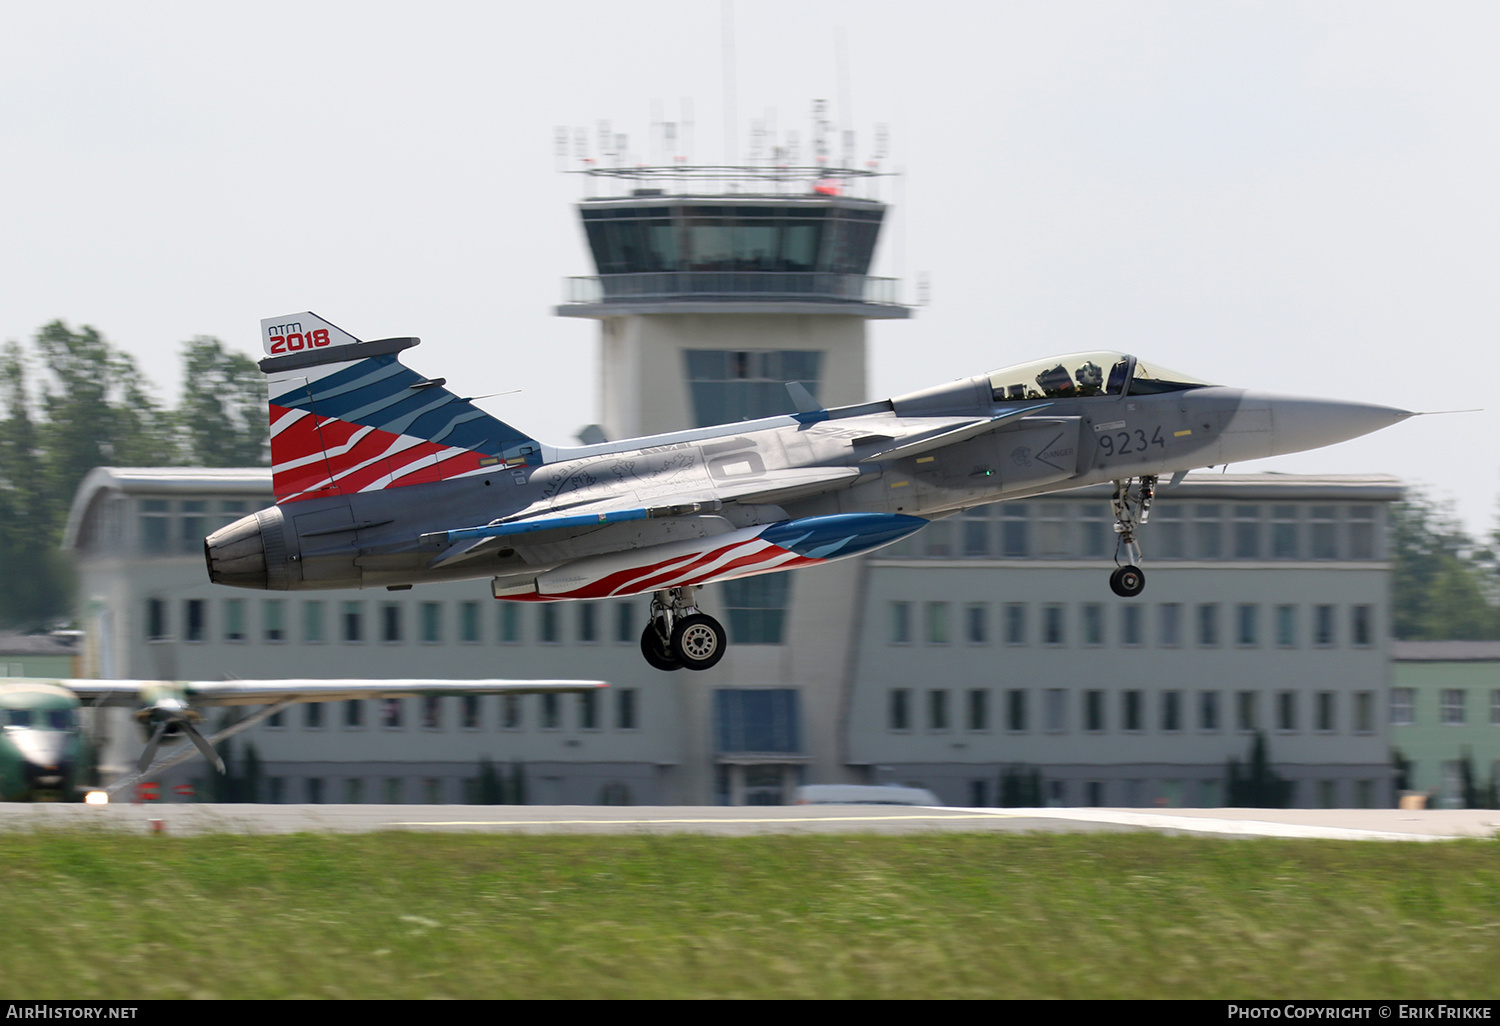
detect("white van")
[792,784,942,806]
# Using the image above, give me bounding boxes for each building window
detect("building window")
[616,689,638,730]
[498,604,521,644]
[961,507,991,557]
[263,599,285,643]
[1197,604,1219,647]
[925,603,950,645]
[1037,503,1068,556]
[615,602,635,644]
[420,602,442,643]
[964,604,988,645]
[578,690,598,730]
[384,778,403,804]
[1351,605,1373,647]
[1161,690,1182,733]
[1155,504,1185,558]
[306,778,323,804]
[714,689,800,753]
[1121,605,1142,647]
[889,689,911,731]
[184,599,205,643]
[1491,690,1500,727]
[1271,505,1299,559]
[304,703,323,730]
[539,605,560,644]
[1310,506,1339,559]
[1194,505,1223,559]
[684,349,822,428]
[1316,692,1335,732]
[578,603,598,644]
[344,778,364,804]
[1236,691,1258,732]
[381,603,403,643]
[542,693,561,730]
[1236,604,1258,647]
[1277,692,1297,732]
[342,602,363,644]
[1232,505,1261,559]
[1004,604,1027,646]
[1158,604,1181,647]
[1199,691,1220,732]
[967,689,988,731]
[145,599,169,641]
[462,695,480,730]
[1441,689,1466,726]
[459,601,480,643]
[1275,605,1296,648]
[928,690,950,731]
[224,599,245,642]
[1313,605,1335,647]
[179,500,207,555]
[501,694,522,730]
[890,602,912,645]
[1044,689,1067,733]
[1390,688,1414,726]
[923,519,953,558]
[1348,506,1376,559]
[1084,690,1105,733]
[724,575,789,644]
[140,499,171,555]
[1007,689,1027,732]
[303,601,325,644]
[422,696,442,729]
[1079,504,1109,558]
[1042,604,1064,646]
[381,698,403,729]
[1082,604,1104,646]
[1122,690,1142,732]
[1000,504,1029,557]
[1353,692,1374,734]
[344,700,363,729]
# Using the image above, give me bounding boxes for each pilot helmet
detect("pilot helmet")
[1076,361,1103,388]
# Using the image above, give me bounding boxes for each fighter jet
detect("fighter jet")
[0,677,605,801]
[206,313,1413,672]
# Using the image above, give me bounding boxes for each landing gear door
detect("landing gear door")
[996,417,1083,491]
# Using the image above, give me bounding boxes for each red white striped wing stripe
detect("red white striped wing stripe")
[524,534,821,602]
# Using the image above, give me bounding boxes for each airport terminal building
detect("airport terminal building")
[60,162,1404,807]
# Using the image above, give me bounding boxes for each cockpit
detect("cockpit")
[3,708,75,730]
[987,352,1216,403]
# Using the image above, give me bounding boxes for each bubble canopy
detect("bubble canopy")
[987,352,1216,403]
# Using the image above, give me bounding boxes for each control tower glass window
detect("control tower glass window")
[685,350,822,427]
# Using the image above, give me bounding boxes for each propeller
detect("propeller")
[135,697,225,775]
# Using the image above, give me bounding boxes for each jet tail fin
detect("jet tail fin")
[259,312,541,504]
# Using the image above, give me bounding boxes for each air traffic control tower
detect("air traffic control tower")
[555,163,909,439]
[555,156,911,805]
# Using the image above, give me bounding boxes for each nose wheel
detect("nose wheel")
[641,587,728,671]
[1109,565,1145,597]
[1108,476,1156,598]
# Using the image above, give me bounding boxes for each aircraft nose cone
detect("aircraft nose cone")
[1269,396,1414,457]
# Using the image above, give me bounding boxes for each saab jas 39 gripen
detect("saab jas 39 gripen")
[204,312,1413,672]
[0,677,605,800]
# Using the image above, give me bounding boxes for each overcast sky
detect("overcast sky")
[2,2,1495,532]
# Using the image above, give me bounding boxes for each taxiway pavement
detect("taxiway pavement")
[2,803,1497,840]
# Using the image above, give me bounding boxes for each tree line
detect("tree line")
[0,321,267,629]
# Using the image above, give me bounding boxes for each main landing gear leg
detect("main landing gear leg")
[1109,475,1157,598]
[640,587,728,672]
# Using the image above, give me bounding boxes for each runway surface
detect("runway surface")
[3,802,1499,840]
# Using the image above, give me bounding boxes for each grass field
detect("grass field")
[2,830,1498,999]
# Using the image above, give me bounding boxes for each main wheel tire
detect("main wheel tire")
[670,613,727,671]
[640,624,682,671]
[1109,565,1146,598]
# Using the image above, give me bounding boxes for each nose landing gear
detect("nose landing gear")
[1109,476,1156,598]
[639,587,728,671]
